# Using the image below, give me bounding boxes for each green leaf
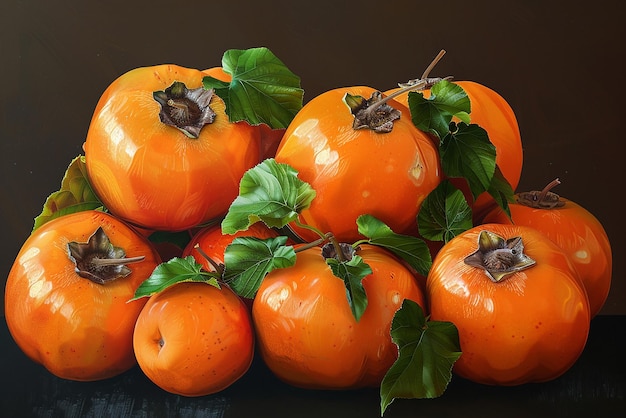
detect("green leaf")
[131,256,220,300]
[408,80,471,139]
[356,214,431,277]
[223,236,296,299]
[440,122,497,200]
[203,47,304,129]
[33,155,104,231]
[326,255,372,322]
[380,299,462,415]
[221,158,316,234]
[486,165,515,218]
[417,180,473,243]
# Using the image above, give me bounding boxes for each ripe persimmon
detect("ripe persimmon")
[84,64,261,231]
[4,210,161,381]
[427,224,590,385]
[133,281,254,396]
[274,86,441,242]
[483,179,612,317]
[252,244,426,389]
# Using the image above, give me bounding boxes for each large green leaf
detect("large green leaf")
[131,256,220,300]
[408,80,471,140]
[440,122,497,200]
[203,47,304,129]
[33,155,104,231]
[417,180,473,243]
[356,214,431,276]
[380,299,462,415]
[223,236,296,298]
[221,158,316,235]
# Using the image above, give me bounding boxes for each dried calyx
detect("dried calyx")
[322,241,356,262]
[464,230,535,282]
[345,91,402,133]
[344,49,451,133]
[516,178,565,209]
[153,81,217,139]
[67,227,145,284]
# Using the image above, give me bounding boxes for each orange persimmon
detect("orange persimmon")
[4,210,161,381]
[84,64,261,231]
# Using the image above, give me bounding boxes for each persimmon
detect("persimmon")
[252,244,426,389]
[84,64,261,231]
[4,210,161,381]
[482,179,612,317]
[274,86,441,243]
[386,79,523,219]
[132,280,254,397]
[427,224,590,385]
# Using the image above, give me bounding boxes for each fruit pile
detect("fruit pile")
[4,47,612,415]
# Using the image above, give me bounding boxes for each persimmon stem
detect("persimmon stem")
[538,178,561,202]
[421,49,447,79]
[381,79,432,103]
[328,234,346,262]
[167,99,190,111]
[293,233,333,253]
[90,256,145,266]
[516,178,565,209]
[193,244,224,274]
[364,49,451,117]
[294,217,327,242]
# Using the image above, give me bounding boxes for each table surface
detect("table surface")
[1,315,623,418]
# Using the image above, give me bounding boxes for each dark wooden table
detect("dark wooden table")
[1,315,623,418]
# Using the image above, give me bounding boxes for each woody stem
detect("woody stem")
[421,49,447,79]
[90,256,145,266]
[193,244,224,274]
[328,234,347,262]
[538,178,561,203]
[364,49,449,116]
[294,233,333,253]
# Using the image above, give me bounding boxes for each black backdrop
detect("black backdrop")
[1,2,625,417]
[1,0,624,316]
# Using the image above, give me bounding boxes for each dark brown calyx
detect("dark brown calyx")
[322,241,356,262]
[344,91,401,133]
[397,76,450,90]
[67,227,145,284]
[516,178,565,209]
[464,230,535,282]
[153,81,216,139]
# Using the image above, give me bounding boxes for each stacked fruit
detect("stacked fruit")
[4,47,612,415]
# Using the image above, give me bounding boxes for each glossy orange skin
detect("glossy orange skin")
[4,210,161,381]
[426,224,590,386]
[274,86,441,243]
[387,81,523,218]
[252,244,426,389]
[483,198,612,318]
[133,281,255,396]
[182,222,279,273]
[84,64,261,232]
[203,67,285,160]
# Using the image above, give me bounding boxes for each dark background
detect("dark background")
[0,1,624,417]
[2,0,623,314]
